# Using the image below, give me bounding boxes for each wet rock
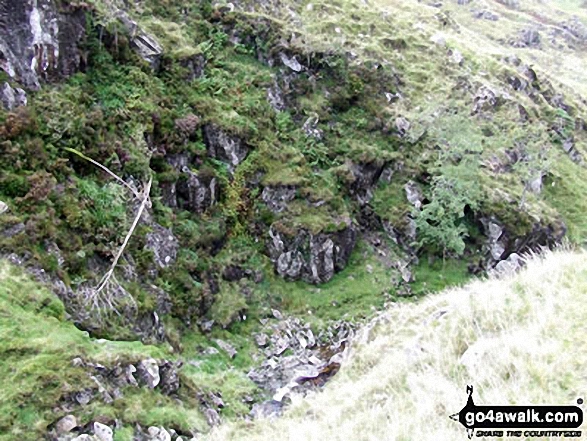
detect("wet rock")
[267,222,357,284]
[1,82,27,110]
[0,0,87,89]
[137,359,160,389]
[262,185,296,213]
[562,138,583,164]
[145,224,178,269]
[213,339,237,358]
[481,217,565,268]
[176,167,218,213]
[55,415,78,434]
[203,124,249,173]
[267,76,286,111]
[112,9,163,69]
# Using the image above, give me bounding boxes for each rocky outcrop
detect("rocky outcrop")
[176,168,218,213]
[480,216,566,268]
[111,9,163,69]
[261,185,296,213]
[0,0,87,90]
[248,311,353,411]
[203,124,249,173]
[267,222,357,284]
[347,161,389,205]
[145,223,178,269]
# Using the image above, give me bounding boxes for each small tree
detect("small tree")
[414,114,484,259]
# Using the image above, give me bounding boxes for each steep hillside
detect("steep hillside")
[1,0,587,438]
[204,249,587,441]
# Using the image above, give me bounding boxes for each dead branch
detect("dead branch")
[94,177,152,293]
[65,147,141,199]
[66,148,152,317]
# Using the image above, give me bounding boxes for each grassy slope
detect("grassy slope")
[203,248,587,441]
[0,262,212,440]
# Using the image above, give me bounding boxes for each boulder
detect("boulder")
[54,415,78,434]
[147,426,172,441]
[1,82,27,110]
[0,0,87,89]
[137,359,160,389]
[202,124,249,173]
[279,52,303,72]
[93,422,113,441]
[267,223,357,284]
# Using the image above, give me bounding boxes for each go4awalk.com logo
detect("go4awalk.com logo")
[450,386,584,439]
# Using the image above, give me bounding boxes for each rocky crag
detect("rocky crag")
[1,0,587,439]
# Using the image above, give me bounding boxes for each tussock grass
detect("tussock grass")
[204,249,587,441]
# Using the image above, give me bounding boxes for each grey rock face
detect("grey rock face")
[176,168,218,213]
[267,78,286,111]
[0,0,87,90]
[203,124,249,173]
[348,161,388,205]
[137,359,160,389]
[268,223,357,284]
[404,181,422,209]
[1,82,27,110]
[178,53,206,80]
[145,223,178,269]
[112,10,163,69]
[481,217,566,268]
[262,185,296,213]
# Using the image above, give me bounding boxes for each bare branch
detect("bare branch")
[95,177,152,293]
[65,147,141,199]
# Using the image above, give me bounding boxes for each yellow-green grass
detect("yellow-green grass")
[204,248,587,441]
